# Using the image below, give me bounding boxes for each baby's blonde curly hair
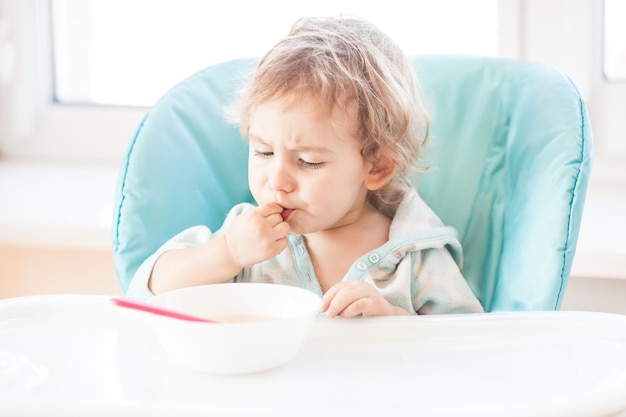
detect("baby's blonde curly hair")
[235,15,430,217]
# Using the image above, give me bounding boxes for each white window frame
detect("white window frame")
[4,0,618,173]
[590,0,626,182]
[0,0,147,163]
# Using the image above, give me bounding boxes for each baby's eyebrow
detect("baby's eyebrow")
[248,133,335,155]
[294,145,335,155]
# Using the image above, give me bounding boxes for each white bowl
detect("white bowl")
[146,283,321,375]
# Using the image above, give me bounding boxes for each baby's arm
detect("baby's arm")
[148,233,238,294]
[149,202,290,294]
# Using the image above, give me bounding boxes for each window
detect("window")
[0,0,510,164]
[588,0,626,176]
[52,0,499,107]
[603,0,626,81]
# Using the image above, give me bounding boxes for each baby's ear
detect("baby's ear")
[364,154,398,191]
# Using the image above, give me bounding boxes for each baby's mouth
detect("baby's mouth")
[281,208,294,221]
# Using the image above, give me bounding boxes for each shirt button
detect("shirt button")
[368,252,380,264]
[298,245,305,256]
[357,261,368,271]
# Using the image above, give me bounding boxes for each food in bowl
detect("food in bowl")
[209,315,272,323]
[146,282,321,374]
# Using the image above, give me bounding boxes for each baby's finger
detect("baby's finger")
[320,282,348,312]
[324,284,368,318]
[267,212,286,227]
[256,202,284,216]
[272,221,290,240]
[338,298,372,317]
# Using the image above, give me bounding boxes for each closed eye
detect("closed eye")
[297,159,325,169]
[252,150,324,169]
[252,150,273,159]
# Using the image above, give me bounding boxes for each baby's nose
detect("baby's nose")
[268,164,295,193]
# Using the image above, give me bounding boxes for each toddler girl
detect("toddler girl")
[127,16,484,316]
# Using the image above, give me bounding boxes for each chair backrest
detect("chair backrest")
[112,55,593,312]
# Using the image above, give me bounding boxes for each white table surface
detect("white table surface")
[1,294,626,417]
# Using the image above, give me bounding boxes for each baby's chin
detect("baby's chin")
[285,220,310,235]
[289,218,344,236]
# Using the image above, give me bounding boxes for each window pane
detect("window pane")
[52,0,498,107]
[604,0,626,81]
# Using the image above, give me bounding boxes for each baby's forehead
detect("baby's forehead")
[249,94,360,144]
[256,90,355,120]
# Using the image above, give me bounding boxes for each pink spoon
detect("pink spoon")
[111,296,218,323]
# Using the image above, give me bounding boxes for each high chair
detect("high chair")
[112,55,593,312]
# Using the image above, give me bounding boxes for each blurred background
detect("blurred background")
[0,0,624,313]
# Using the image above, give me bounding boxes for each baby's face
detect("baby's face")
[247,94,373,235]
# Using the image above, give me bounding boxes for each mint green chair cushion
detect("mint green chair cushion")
[112,55,593,312]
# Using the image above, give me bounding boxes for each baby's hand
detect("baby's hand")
[224,202,290,268]
[321,281,409,318]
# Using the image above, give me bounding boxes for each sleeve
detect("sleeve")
[125,203,255,300]
[411,247,484,314]
[125,225,214,299]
